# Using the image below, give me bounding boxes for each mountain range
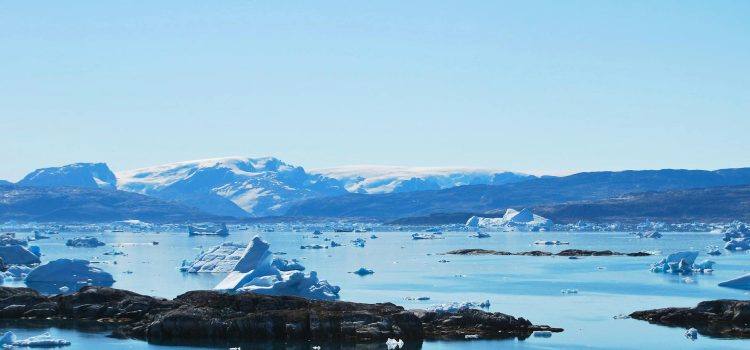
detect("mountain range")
[4,157,750,223]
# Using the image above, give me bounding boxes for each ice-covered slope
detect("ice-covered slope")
[18,163,116,190]
[116,157,348,217]
[311,165,532,194]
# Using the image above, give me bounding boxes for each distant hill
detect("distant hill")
[18,163,117,190]
[0,185,221,223]
[533,184,750,224]
[286,168,750,219]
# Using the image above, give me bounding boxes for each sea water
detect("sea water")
[3,230,749,349]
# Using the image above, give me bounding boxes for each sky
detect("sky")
[1,1,748,181]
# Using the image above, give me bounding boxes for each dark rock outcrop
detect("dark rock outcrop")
[447,249,652,257]
[630,299,750,338]
[0,286,561,345]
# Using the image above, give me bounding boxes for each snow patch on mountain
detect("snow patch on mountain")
[116,157,347,217]
[311,165,532,194]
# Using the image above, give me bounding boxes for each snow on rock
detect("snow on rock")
[311,165,531,194]
[65,236,105,248]
[718,273,750,290]
[466,209,552,231]
[25,259,115,284]
[0,245,41,265]
[213,236,340,300]
[0,331,71,348]
[116,156,347,217]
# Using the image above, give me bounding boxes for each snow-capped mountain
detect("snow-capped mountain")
[116,157,348,217]
[17,163,117,190]
[310,165,533,194]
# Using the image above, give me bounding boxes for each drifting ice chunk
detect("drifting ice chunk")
[0,331,71,347]
[65,236,105,248]
[718,273,750,290]
[466,209,552,231]
[0,233,27,246]
[351,238,366,247]
[469,232,491,238]
[533,331,553,338]
[1,265,33,281]
[214,236,340,300]
[650,251,699,274]
[724,238,750,251]
[427,300,490,313]
[534,240,569,245]
[685,328,698,340]
[412,233,442,240]
[0,245,41,265]
[188,223,229,236]
[25,259,115,285]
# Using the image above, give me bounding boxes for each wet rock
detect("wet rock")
[630,299,750,338]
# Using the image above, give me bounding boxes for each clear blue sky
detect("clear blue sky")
[2,1,748,181]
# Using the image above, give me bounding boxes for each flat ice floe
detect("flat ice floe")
[25,259,115,285]
[212,236,340,300]
[0,331,71,348]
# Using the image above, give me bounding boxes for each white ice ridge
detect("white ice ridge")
[213,236,340,300]
[466,208,552,230]
[0,331,71,348]
[427,300,491,313]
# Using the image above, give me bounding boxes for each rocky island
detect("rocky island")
[0,286,562,346]
[630,299,750,338]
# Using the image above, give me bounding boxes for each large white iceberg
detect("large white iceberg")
[466,209,551,231]
[25,259,115,284]
[65,236,106,248]
[649,251,712,274]
[188,223,229,236]
[0,331,71,348]
[0,245,41,265]
[427,300,491,313]
[180,242,247,273]
[213,236,340,300]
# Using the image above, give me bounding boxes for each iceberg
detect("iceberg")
[1,265,33,281]
[631,231,662,239]
[411,233,442,240]
[188,223,229,237]
[0,245,41,265]
[427,300,490,313]
[466,209,552,231]
[352,267,374,276]
[534,240,569,245]
[468,232,491,238]
[351,238,366,247]
[65,236,106,248]
[25,259,115,287]
[385,338,404,350]
[180,242,247,273]
[724,238,750,251]
[0,233,27,246]
[0,331,71,348]
[718,273,750,290]
[649,251,701,274]
[213,236,340,300]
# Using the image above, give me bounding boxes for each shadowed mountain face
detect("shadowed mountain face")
[17,163,117,190]
[284,168,750,220]
[0,184,219,223]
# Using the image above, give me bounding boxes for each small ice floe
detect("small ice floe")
[464,334,479,339]
[706,245,722,256]
[66,236,106,248]
[631,231,662,239]
[25,259,114,285]
[438,259,450,263]
[404,296,430,301]
[681,277,695,284]
[596,266,607,270]
[427,300,490,313]
[330,241,343,247]
[385,338,405,349]
[312,230,323,235]
[411,233,442,240]
[0,331,71,347]
[103,250,126,256]
[685,327,698,340]
[300,244,327,250]
[351,267,374,276]
[650,251,701,274]
[534,240,569,245]
[561,289,578,294]
[312,346,320,350]
[351,238,366,247]
[613,314,631,320]
[59,286,70,293]
[468,232,491,238]
[533,330,553,338]
[370,234,378,239]
[229,347,241,350]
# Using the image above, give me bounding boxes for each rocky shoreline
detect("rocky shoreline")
[0,286,562,345]
[630,299,750,338]
[447,249,653,257]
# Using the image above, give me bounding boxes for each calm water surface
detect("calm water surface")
[3,230,750,349]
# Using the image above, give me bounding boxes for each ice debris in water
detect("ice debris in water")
[534,240,569,245]
[468,232,491,238]
[533,330,553,338]
[65,236,106,248]
[649,251,714,274]
[561,289,579,294]
[464,334,480,339]
[685,328,698,340]
[721,222,750,251]
[351,238,366,247]
[427,300,490,313]
[0,265,33,281]
[213,236,340,300]
[0,331,71,348]
[385,338,404,349]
